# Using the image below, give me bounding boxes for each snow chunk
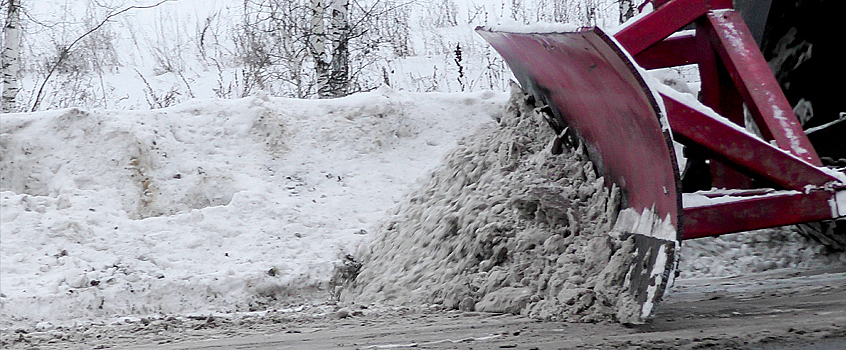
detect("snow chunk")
[834,190,846,218]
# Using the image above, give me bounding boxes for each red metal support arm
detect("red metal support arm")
[681,190,839,239]
[633,32,700,69]
[704,10,822,166]
[647,0,731,9]
[662,93,839,190]
[615,0,729,56]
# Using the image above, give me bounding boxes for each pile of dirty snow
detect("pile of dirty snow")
[680,227,846,278]
[0,88,505,328]
[2,80,843,330]
[342,84,660,323]
[340,83,846,323]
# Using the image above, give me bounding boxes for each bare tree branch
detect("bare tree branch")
[30,0,173,112]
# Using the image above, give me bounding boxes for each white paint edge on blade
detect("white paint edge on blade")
[641,244,668,319]
[612,207,677,241]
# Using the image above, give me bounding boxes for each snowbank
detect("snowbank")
[343,84,666,323]
[0,88,506,328]
[340,83,845,323]
[2,83,843,329]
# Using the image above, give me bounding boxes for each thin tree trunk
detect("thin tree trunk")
[619,0,635,23]
[328,0,349,97]
[2,0,21,113]
[310,0,331,98]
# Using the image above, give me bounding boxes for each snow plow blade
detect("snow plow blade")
[477,27,681,323]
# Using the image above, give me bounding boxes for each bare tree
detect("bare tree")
[29,0,171,112]
[619,0,635,23]
[552,0,571,23]
[238,0,315,98]
[2,0,21,112]
[328,0,349,97]
[311,0,331,97]
[425,0,457,28]
[240,0,412,99]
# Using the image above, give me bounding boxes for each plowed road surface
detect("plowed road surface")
[6,267,844,349]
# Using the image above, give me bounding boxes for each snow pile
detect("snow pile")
[2,77,843,330]
[340,82,845,322]
[343,84,658,323]
[680,227,846,278]
[0,87,505,328]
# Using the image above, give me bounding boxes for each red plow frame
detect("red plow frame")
[617,0,845,239]
[477,0,845,323]
[481,0,846,241]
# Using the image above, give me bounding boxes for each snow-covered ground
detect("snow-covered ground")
[2,82,845,330]
[3,0,845,331]
[0,88,506,328]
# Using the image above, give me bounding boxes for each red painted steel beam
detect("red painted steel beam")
[695,19,744,125]
[633,32,700,69]
[694,18,753,189]
[662,94,839,190]
[704,10,822,166]
[615,0,728,56]
[648,0,731,9]
[681,190,836,239]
